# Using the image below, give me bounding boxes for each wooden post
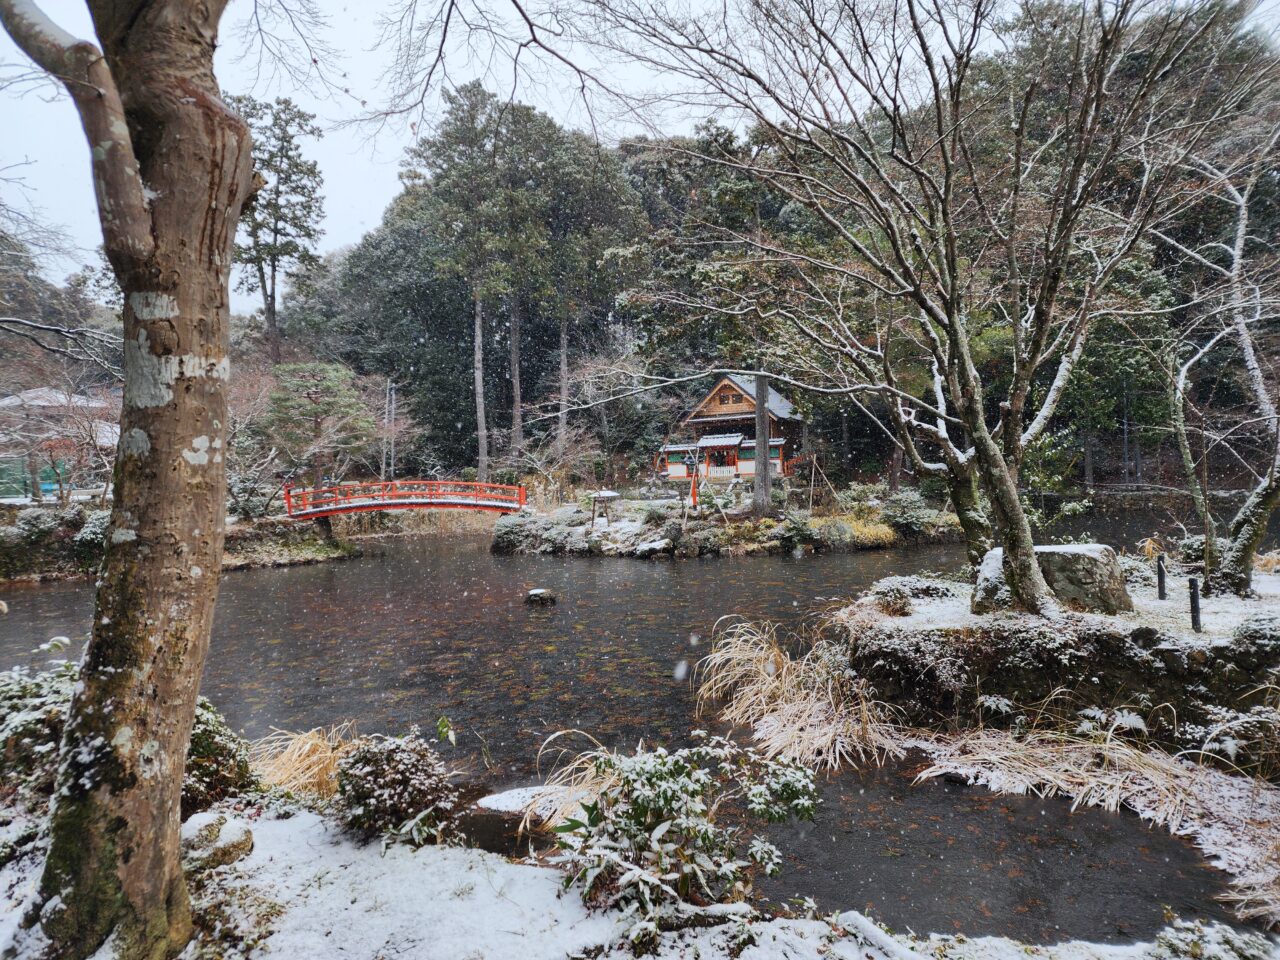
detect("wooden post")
[1156,554,1166,600]
[1189,577,1202,633]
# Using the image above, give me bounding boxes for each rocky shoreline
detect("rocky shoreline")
[492,498,963,559]
[0,506,362,583]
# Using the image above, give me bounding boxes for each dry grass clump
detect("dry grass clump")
[696,618,903,770]
[1256,551,1280,574]
[1225,839,1280,928]
[250,722,359,797]
[518,730,619,832]
[918,726,1194,824]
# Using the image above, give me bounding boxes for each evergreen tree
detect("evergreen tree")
[229,94,324,364]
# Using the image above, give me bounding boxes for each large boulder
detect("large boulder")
[972,544,1133,614]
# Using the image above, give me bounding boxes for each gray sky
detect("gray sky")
[0,0,626,312]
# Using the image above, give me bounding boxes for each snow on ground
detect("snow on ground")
[186,809,622,959]
[1124,572,1280,643]
[0,813,40,950]
[476,785,576,820]
[854,570,1279,643]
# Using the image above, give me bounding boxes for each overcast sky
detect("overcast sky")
[0,0,640,313]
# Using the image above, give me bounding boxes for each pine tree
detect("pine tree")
[229,94,324,364]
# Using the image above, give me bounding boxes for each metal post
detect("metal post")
[380,379,390,480]
[1156,554,1167,600]
[1189,577,1202,633]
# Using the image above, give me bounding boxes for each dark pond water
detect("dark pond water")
[0,533,1243,943]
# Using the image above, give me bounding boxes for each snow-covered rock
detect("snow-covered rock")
[181,811,254,871]
[635,537,674,558]
[973,544,1133,614]
[526,588,556,605]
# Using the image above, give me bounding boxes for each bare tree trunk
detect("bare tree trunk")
[752,373,771,518]
[26,452,43,503]
[1211,275,1280,595]
[473,294,489,481]
[0,5,254,958]
[257,258,281,365]
[1170,348,1218,571]
[887,445,903,494]
[509,298,523,454]
[1083,432,1094,491]
[556,314,569,461]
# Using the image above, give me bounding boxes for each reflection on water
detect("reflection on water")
[0,537,964,777]
[0,533,1242,942]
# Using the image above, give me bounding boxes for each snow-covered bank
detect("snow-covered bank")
[2,798,1276,960]
[176,809,1280,959]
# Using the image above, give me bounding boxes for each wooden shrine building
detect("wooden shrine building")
[658,375,805,482]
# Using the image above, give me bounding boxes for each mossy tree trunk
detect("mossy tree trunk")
[0,2,253,958]
[1211,473,1280,595]
[947,465,992,569]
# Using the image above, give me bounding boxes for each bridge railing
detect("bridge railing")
[284,480,526,517]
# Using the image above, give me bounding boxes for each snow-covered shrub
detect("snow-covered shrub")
[872,583,913,616]
[871,575,957,600]
[879,490,936,535]
[227,477,275,520]
[779,510,815,547]
[184,698,258,817]
[15,507,58,542]
[0,658,77,797]
[0,660,255,812]
[1118,553,1157,588]
[334,726,459,846]
[1178,535,1229,566]
[70,509,111,568]
[834,481,886,519]
[1228,614,1280,667]
[551,732,817,944]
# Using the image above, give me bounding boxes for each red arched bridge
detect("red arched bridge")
[284,480,526,520]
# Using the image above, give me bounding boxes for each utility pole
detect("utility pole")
[753,373,772,518]
[380,379,398,480]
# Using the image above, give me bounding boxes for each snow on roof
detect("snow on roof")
[740,437,785,448]
[660,443,697,452]
[697,433,744,448]
[92,420,120,448]
[0,387,105,409]
[724,374,799,420]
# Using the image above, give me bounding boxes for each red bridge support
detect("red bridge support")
[283,480,526,520]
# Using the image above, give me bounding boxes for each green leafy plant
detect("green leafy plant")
[547,732,818,945]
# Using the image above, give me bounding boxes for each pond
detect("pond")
[0,532,1244,944]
